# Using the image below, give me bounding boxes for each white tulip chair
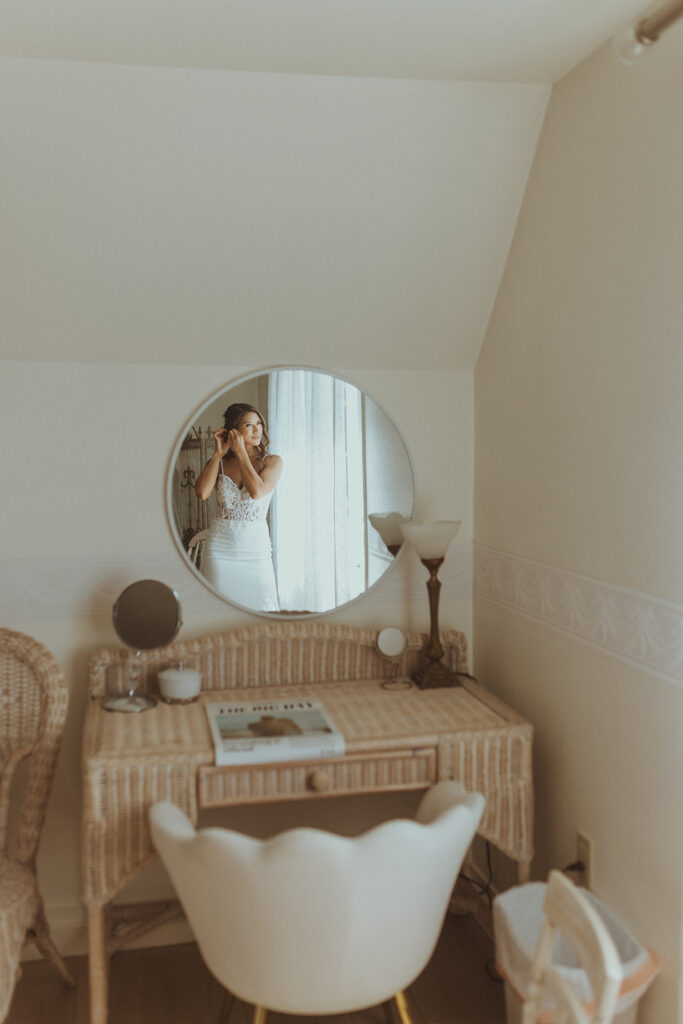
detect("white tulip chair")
[150,780,485,1024]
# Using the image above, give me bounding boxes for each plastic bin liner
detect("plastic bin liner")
[494,882,659,1022]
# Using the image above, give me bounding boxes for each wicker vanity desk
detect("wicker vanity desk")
[82,623,533,1024]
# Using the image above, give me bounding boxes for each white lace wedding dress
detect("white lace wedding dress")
[201,465,279,612]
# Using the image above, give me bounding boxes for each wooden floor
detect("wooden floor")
[7,912,506,1024]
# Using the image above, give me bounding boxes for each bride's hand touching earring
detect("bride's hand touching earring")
[227,428,247,457]
[212,429,230,459]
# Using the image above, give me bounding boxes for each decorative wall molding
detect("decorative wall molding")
[0,544,472,625]
[3,546,677,686]
[474,544,683,687]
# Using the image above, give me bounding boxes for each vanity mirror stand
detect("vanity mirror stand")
[376,626,411,690]
[102,580,182,713]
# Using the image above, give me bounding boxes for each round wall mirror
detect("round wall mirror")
[166,366,415,617]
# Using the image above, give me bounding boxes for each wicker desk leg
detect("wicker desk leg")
[87,904,109,1024]
[517,860,531,884]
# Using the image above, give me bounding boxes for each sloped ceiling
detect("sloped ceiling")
[2,0,648,83]
[0,1,648,369]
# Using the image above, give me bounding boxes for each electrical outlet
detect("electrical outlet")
[576,831,593,889]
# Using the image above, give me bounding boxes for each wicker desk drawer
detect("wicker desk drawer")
[197,747,436,807]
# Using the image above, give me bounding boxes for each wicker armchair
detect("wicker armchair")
[0,629,74,1022]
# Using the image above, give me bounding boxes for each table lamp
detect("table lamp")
[399,520,461,689]
[368,512,408,556]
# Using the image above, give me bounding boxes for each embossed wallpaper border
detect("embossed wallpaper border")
[474,545,683,687]
[6,545,677,685]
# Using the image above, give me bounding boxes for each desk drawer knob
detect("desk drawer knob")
[308,768,331,792]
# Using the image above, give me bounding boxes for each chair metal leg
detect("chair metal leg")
[393,991,416,1024]
[252,1006,267,1024]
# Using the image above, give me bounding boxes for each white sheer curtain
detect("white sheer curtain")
[268,370,366,612]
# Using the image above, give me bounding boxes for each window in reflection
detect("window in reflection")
[269,370,365,612]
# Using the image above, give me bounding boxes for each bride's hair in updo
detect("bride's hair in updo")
[223,403,270,463]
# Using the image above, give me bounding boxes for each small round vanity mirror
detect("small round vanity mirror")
[103,580,183,713]
[376,626,411,690]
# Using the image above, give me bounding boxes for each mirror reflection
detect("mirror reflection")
[168,368,414,616]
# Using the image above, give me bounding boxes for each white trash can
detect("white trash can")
[493,882,659,1024]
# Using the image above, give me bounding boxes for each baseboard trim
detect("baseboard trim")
[22,903,195,962]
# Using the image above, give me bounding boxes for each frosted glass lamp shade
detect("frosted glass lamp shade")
[369,513,408,549]
[612,22,650,64]
[400,521,461,559]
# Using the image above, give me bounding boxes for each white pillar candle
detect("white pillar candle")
[158,668,202,702]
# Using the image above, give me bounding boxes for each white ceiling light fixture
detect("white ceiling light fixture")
[613,0,683,63]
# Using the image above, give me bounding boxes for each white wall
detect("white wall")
[474,31,683,1024]
[0,57,548,371]
[199,375,264,432]
[0,360,474,954]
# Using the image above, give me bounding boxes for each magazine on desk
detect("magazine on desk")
[205,698,346,766]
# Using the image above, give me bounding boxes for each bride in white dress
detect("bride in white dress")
[195,403,283,611]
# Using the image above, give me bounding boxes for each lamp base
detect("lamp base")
[411,659,462,690]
